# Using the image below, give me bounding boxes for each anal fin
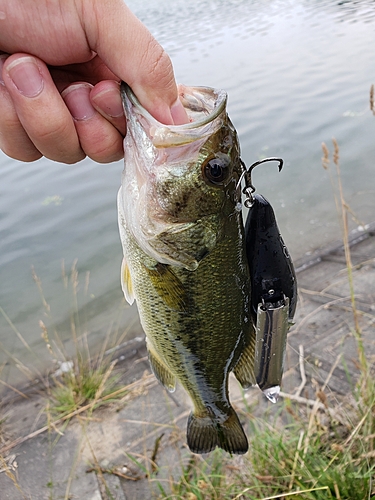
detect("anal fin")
[233,325,256,388]
[147,345,176,393]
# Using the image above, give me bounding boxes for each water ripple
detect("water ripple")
[1,0,375,384]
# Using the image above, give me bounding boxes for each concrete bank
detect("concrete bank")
[0,223,374,499]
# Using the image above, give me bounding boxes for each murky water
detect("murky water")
[1,0,375,389]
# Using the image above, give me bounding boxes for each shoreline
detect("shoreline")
[1,222,375,498]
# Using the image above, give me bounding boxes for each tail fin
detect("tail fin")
[187,409,248,455]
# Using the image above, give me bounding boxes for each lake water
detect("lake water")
[1,0,375,390]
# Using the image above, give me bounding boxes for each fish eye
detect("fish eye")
[202,155,231,185]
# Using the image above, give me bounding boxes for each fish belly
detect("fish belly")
[121,214,254,454]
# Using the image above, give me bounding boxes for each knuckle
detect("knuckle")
[0,96,84,163]
[1,144,42,162]
[47,150,86,165]
[0,129,42,162]
[31,119,85,164]
[141,39,173,88]
[85,135,123,164]
[34,117,73,145]
[94,149,123,163]
[76,118,124,164]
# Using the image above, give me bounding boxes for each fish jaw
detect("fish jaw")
[120,83,242,270]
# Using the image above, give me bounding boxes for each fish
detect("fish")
[117,83,256,455]
[244,193,297,402]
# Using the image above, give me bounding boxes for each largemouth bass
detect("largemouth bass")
[118,83,256,455]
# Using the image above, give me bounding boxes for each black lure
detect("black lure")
[241,158,297,400]
[245,193,297,324]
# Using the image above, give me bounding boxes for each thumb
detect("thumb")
[83,0,188,125]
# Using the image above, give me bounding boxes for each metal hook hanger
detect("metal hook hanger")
[237,157,284,208]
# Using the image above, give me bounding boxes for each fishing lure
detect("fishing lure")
[240,158,297,402]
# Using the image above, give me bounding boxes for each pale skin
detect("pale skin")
[0,0,188,164]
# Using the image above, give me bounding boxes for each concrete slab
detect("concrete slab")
[1,227,374,499]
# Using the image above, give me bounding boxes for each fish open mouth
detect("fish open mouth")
[121,83,228,148]
[119,82,237,269]
[120,82,232,221]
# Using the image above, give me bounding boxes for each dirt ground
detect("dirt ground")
[1,223,374,500]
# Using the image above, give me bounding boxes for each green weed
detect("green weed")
[49,360,119,418]
[33,261,124,418]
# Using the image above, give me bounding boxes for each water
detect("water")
[263,386,281,404]
[1,0,375,389]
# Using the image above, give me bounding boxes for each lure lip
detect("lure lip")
[254,298,289,395]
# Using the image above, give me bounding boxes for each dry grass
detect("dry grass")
[0,260,136,498]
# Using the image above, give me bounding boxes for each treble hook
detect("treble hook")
[237,157,284,208]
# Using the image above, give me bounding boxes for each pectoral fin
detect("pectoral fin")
[144,263,188,311]
[233,326,256,388]
[121,257,134,305]
[147,345,176,393]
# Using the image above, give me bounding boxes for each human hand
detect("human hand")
[0,0,188,164]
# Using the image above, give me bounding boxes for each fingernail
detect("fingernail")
[0,54,8,86]
[6,56,43,97]
[170,98,189,125]
[62,83,96,121]
[91,85,124,118]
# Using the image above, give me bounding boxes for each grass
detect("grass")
[152,384,374,499]
[0,260,134,499]
[48,359,119,418]
[243,399,374,499]
[0,260,128,417]
[31,260,128,418]
[157,450,237,499]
